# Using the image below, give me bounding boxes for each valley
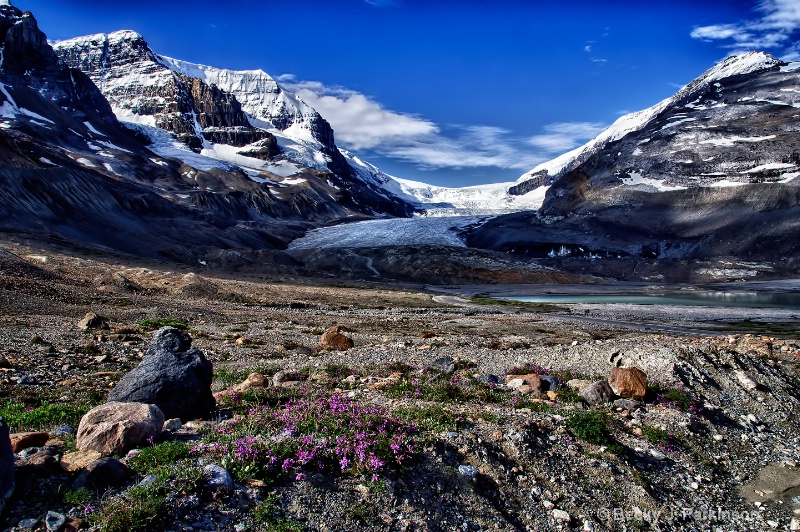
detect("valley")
[0,1,800,531]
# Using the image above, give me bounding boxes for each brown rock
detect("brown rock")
[10,432,49,453]
[77,312,109,332]
[76,402,164,456]
[608,367,648,401]
[566,379,592,392]
[60,450,103,473]
[234,372,269,393]
[505,374,542,392]
[319,326,354,351]
[546,391,558,401]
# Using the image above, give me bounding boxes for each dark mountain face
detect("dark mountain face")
[468,54,800,282]
[0,5,412,264]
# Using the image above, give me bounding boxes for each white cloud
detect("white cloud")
[691,0,800,57]
[527,122,607,153]
[584,44,593,52]
[281,79,437,150]
[278,77,605,172]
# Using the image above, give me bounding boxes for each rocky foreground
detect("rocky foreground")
[1,242,800,531]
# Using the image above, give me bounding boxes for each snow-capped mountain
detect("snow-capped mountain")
[512,52,791,196]
[466,52,800,280]
[0,4,424,265]
[54,31,414,218]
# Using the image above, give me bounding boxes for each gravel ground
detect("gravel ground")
[1,241,800,531]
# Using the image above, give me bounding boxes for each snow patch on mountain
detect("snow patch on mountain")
[516,52,783,187]
[339,149,548,215]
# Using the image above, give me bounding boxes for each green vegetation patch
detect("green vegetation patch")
[0,401,92,432]
[138,318,188,331]
[127,441,190,475]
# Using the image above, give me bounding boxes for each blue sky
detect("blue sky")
[19,0,800,187]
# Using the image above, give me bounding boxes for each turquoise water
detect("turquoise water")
[501,292,800,309]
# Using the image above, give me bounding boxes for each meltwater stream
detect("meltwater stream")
[501,292,800,309]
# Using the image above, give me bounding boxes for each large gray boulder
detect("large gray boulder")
[0,418,14,516]
[108,327,215,421]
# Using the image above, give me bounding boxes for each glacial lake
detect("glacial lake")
[501,292,800,309]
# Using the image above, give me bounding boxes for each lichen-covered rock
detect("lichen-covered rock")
[108,327,215,421]
[76,402,164,455]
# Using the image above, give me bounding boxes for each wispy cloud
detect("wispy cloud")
[690,0,800,59]
[527,122,607,153]
[364,0,398,6]
[278,77,606,172]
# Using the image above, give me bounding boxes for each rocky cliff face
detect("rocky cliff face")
[54,32,273,150]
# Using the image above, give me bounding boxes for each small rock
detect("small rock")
[540,376,560,391]
[319,326,354,351]
[54,425,75,437]
[474,374,501,385]
[505,373,542,393]
[552,509,571,522]
[458,464,477,479]
[650,449,667,461]
[60,450,103,473]
[94,355,110,363]
[608,366,648,400]
[735,370,759,391]
[542,500,554,510]
[72,458,128,491]
[204,464,233,490]
[579,380,614,406]
[546,391,558,401]
[713,434,724,442]
[272,370,308,387]
[45,511,66,532]
[234,337,251,346]
[583,520,595,531]
[16,375,36,385]
[430,357,456,374]
[566,379,592,392]
[139,474,159,486]
[613,398,641,410]
[163,418,182,431]
[790,517,799,531]
[25,450,58,470]
[234,373,269,393]
[17,518,38,530]
[10,432,49,453]
[77,312,109,332]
